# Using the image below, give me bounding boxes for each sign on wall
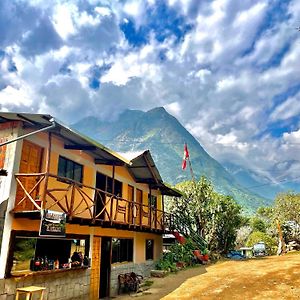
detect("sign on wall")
[39,210,67,237]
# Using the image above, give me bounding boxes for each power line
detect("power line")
[246,175,300,189]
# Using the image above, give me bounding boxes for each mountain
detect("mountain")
[224,162,300,200]
[72,107,271,213]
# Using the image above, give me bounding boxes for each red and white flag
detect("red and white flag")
[182,143,189,170]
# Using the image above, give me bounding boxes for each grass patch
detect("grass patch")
[144,280,154,287]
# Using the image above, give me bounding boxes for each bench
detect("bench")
[118,272,143,294]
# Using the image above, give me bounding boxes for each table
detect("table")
[15,286,46,300]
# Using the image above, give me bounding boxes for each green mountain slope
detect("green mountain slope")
[72,107,271,213]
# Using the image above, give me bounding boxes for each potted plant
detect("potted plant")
[202,248,209,261]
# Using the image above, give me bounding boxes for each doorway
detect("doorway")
[95,173,106,219]
[99,237,112,299]
[15,140,43,210]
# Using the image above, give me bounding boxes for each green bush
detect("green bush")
[156,238,197,271]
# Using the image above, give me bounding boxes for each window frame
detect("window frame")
[112,238,134,264]
[148,195,157,209]
[145,239,154,260]
[57,156,83,183]
[6,230,90,277]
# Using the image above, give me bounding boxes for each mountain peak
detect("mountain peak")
[72,107,270,213]
[147,107,168,115]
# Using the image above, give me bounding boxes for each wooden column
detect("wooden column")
[149,186,152,228]
[42,132,52,209]
[110,164,115,222]
[162,194,165,231]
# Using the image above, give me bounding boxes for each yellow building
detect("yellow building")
[0,113,181,299]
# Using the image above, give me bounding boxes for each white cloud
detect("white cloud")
[283,129,300,144]
[0,0,300,185]
[270,92,300,121]
[123,1,147,27]
[52,3,77,40]
[95,6,112,17]
[165,102,181,117]
[0,85,33,107]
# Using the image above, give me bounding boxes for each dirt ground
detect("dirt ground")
[117,252,300,300]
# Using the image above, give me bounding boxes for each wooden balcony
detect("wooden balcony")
[12,173,174,233]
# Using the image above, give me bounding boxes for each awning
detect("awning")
[128,150,182,197]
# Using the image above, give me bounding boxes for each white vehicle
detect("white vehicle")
[253,242,266,257]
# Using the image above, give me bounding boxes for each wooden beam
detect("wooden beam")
[129,165,156,169]
[0,116,11,123]
[64,144,97,150]
[143,153,159,184]
[135,178,157,184]
[94,159,124,166]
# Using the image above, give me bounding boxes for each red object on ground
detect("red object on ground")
[193,250,204,263]
[172,231,186,244]
[202,254,209,261]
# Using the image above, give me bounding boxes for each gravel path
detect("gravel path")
[163,253,300,300]
[116,253,300,300]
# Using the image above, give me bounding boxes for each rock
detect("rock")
[150,270,168,278]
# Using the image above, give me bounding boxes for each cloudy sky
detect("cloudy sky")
[0,0,300,185]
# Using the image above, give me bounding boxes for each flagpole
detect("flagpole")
[182,142,195,183]
[188,157,195,183]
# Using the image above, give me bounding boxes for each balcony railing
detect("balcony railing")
[13,172,174,232]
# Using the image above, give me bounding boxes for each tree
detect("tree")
[250,217,267,233]
[273,192,300,224]
[167,176,242,253]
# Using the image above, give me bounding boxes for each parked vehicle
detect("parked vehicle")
[253,242,266,257]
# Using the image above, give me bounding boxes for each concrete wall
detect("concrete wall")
[0,268,90,300]
[110,260,156,296]
[0,260,157,300]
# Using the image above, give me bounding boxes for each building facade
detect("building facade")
[0,113,180,300]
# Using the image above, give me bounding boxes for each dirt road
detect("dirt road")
[163,253,300,300]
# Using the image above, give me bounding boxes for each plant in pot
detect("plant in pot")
[201,248,209,261]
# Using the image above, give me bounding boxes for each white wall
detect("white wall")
[0,124,23,278]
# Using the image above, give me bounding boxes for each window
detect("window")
[96,172,122,197]
[10,236,89,274]
[145,239,154,260]
[148,195,157,208]
[112,238,133,263]
[58,156,83,183]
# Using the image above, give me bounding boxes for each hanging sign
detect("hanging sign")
[39,209,66,237]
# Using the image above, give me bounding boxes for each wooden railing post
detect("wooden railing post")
[69,184,75,220]
[42,132,52,209]
[13,172,176,233]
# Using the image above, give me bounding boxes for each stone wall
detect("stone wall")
[110,260,156,296]
[0,268,90,300]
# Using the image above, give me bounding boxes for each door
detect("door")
[136,189,143,226]
[95,173,107,219]
[99,237,112,299]
[15,140,43,210]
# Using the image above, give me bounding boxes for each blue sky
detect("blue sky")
[0,0,299,185]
